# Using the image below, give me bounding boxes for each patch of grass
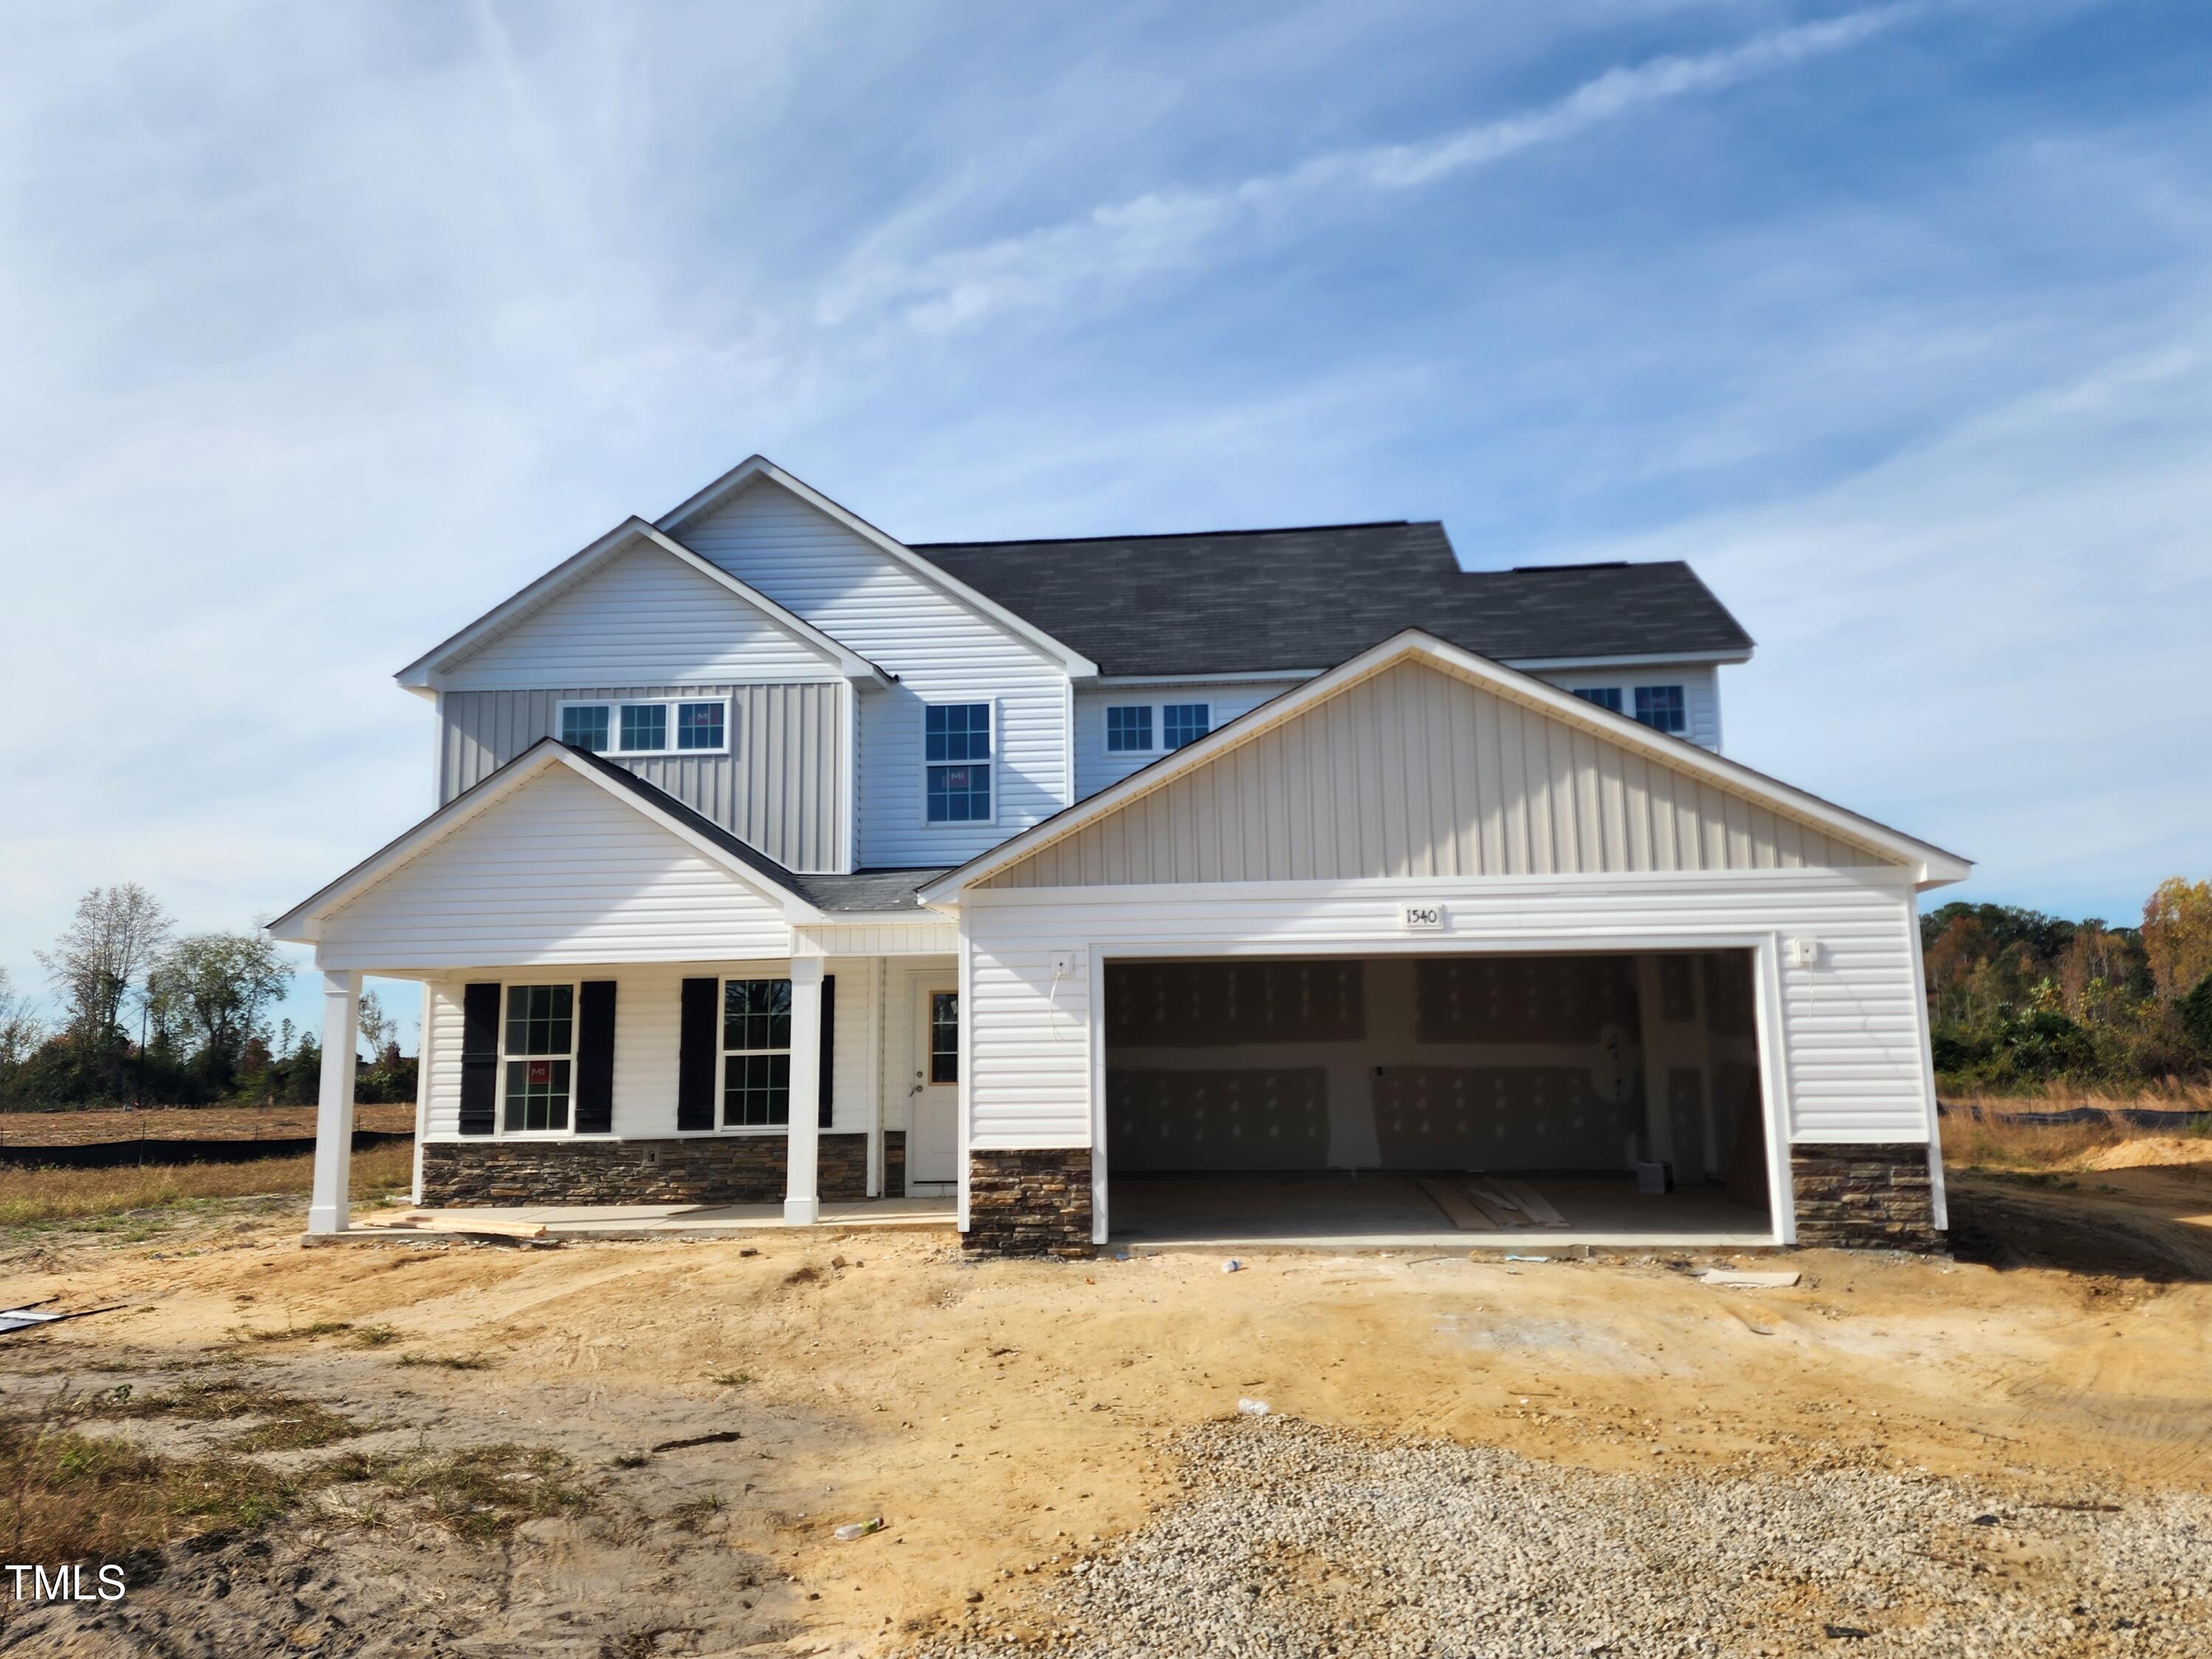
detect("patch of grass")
[350,1324,401,1349]
[669,1492,726,1534]
[0,1142,413,1231]
[104,1377,366,1453]
[609,1451,651,1470]
[243,1321,354,1343]
[708,1370,754,1388]
[369,1443,593,1542]
[395,1352,497,1372]
[219,1402,363,1454]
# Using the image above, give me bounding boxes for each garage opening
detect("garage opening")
[1103,951,1775,1248]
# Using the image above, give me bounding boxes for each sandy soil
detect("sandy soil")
[0,1105,416,1147]
[3,1161,2211,1656]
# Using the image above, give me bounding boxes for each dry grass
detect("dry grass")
[0,1141,413,1230]
[0,1104,417,1147]
[361,1443,593,1542]
[1940,1107,2212,1175]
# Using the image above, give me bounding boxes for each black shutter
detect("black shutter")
[574,980,616,1135]
[459,982,501,1136]
[818,975,835,1130]
[678,976,718,1131]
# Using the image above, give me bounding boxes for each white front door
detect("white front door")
[907,979,960,1189]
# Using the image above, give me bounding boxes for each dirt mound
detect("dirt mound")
[2083,1136,2212,1172]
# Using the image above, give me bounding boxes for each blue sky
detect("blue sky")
[4,0,2208,1049]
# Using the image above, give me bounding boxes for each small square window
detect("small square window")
[1633,685,1686,734]
[560,704,610,752]
[1162,703,1210,749]
[677,701,725,751]
[1105,706,1153,752]
[722,978,792,1053]
[1572,687,1624,714]
[924,703,991,762]
[927,763,991,823]
[504,984,573,1057]
[620,703,667,751]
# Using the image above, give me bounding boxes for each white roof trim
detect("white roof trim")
[394,516,890,689]
[655,455,1100,679]
[919,629,1972,902]
[267,742,824,942]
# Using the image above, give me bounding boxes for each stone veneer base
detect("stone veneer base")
[422,1130,903,1208]
[964,1147,1094,1259]
[1790,1142,1940,1251]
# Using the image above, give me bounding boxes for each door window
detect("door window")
[928,991,959,1084]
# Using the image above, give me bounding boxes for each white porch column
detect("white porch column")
[784,958,825,1226]
[307,970,361,1236]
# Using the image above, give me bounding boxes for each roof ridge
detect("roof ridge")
[911,520,1419,549]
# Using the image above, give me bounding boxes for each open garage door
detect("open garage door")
[1102,951,1777,1248]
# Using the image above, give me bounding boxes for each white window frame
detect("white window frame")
[717,975,794,1135]
[1631,684,1688,734]
[496,980,581,1139]
[919,699,996,829]
[555,695,734,758]
[1102,699,1213,757]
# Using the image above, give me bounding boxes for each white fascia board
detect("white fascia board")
[393,517,891,690]
[1500,649,1753,671]
[267,742,824,942]
[919,628,1970,904]
[654,456,1101,679]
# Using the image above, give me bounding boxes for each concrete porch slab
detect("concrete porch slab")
[1110,1173,1776,1253]
[342,1195,956,1241]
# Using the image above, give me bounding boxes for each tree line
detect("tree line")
[0,884,417,1110]
[1923,877,2212,1091]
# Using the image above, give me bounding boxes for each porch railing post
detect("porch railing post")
[307,970,361,1236]
[784,959,825,1225]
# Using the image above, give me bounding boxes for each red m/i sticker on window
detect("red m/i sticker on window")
[527,1060,552,1086]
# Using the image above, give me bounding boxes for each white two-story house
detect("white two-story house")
[272,456,1969,1255]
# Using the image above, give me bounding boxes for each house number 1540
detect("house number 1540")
[1401,903,1444,931]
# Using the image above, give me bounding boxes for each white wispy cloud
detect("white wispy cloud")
[818,4,1919,335]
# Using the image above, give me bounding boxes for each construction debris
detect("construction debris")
[358,1211,549,1240]
[0,1300,123,1335]
[1699,1269,1801,1289]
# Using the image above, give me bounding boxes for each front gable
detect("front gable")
[961,642,1950,892]
[288,755,796,970]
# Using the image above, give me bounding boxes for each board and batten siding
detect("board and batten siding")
[960,867,1936,1152]
[1073,680,1303,801]
[674,481,1072,867]
[987,659,1890,889]
[1530,664,1722,752]
[439,683,843,872]
[420,959,877,1140]
[315,764,791,970]
[437,540,843,692]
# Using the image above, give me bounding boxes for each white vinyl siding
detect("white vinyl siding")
[959,867,1935,1152]
[314,764,791,970]
[437,540,846,690]
[439,683,843,872]
[1534,664,1722,751]
[422,956,880,1141]
[674,480,1071,866]
[1074,681,1301,800]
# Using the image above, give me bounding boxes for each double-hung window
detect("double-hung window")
[501,984,575,1133]
[1571,687,1624,714]
[721,978,792,1128]
[558,697,731,757]
[1633,685,1686,734]
[924,703,992,823]
[1161,703,1210,749]
[1105,705,1153,753]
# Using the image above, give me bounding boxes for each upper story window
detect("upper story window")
[1105,706,1153,752]
[1105,700,1211,755]
[558,698,731,757]
[925,703,992,824]
[1571,687,1624,714]
[1633,685,1686,734]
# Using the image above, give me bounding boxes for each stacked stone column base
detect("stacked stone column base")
[1790,1143,1940,1250]
[964,1148,1093,1258]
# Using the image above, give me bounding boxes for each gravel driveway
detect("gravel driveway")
[904,1417,2211,1657]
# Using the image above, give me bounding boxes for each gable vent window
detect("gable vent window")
[1633,685,1687,734]
[925,703,993,824]
[1162,703,1210,749]
[1572,687,1624,714]
[557,698,731,758]
[1105,706,1153,753]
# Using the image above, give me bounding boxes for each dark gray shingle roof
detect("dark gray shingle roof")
[911,522,1753,677]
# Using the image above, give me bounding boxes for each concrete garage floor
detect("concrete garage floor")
[1109,1172,1775,1251]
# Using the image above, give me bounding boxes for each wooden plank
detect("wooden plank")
[1416,1180,1489,1231]
[1500,1179,1569,1228]
[1464,1180,1528,1228]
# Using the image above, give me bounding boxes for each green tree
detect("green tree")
[146,932,292,1091]
[2143,878,2212,1002]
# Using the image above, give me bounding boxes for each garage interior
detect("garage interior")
[1103,951,1777,1248]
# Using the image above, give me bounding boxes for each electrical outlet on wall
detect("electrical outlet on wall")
[1050,952,1078,981]
[1787,937,1822,968]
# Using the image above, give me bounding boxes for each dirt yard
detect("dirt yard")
[0,1105,417,1147]
[2,1154,2210,1656]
